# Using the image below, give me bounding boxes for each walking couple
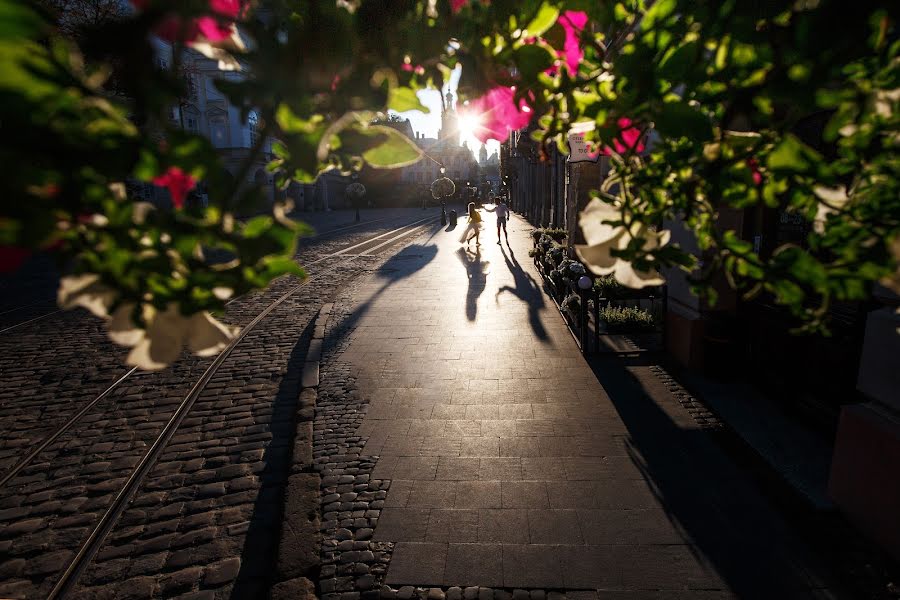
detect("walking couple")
[459,199,510,246]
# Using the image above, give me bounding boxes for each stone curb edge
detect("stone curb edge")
[271,303,334,600]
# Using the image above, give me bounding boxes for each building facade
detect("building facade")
[148,38,344,212]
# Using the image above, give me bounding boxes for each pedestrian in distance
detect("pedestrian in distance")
[484,198,510,244]
[459,202,483,246]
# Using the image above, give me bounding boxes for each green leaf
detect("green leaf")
[767,134,820,173]
[387,86,429,113]
[259,256,304,279]
[512,44,555,82]
[276,104,324,134]
[243,215,273,238]
[658,40,699,82]
[524,3,560,38]
[642,0,676,29]
[654,101,713,141]
[360,125,422,168]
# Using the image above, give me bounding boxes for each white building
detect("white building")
[397,92,478,187]
[148,37,343,211]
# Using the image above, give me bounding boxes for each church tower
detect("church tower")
[479,144,488,165]
[439,91,460,147]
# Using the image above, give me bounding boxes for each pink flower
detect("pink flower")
[602,118,645,155]
[466,87,533,143]
[401,63,424,75]
[558,11,587,74]
[132,0,242,43]
[450,0,468,13]
[153,167,196,209]
[747,158,762,185]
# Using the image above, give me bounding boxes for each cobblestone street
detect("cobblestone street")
[0,208,871,599]
[0,210,441,599]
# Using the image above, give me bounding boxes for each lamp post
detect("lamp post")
[578,275,592,353]
[345,181,366,222]
[430,174,456,225]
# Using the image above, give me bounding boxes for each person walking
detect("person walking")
[459,202,483,246]
[484,198,510,244]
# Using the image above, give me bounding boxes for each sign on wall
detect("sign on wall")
[568,123,601,163]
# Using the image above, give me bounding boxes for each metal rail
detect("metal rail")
[45,215,437,599]
[0,211,419,335]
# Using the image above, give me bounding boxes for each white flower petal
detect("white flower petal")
[108,303,145,347]
[137,304,187,368]
[189,27,245,71]
[125,339,169,371]
[186,312,235,357]
[132,202,155,225]
[575,242,619,275]
[58,274,99,306]
[579,198,622,246]
[614,260,665,288]
[813,185,849,207]
[58,274,117,318]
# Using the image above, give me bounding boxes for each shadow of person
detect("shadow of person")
[456,246,489,322]
[495,243,548,341]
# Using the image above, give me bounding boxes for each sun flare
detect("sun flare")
[457,112,481,140]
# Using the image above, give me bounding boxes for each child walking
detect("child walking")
[459,202,483,246]
[484,199,510,244]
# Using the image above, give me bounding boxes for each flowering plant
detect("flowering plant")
[1,0,897,371]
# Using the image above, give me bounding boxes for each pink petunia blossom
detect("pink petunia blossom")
[466,86,533,143]
[450,0,469,13]
[153,167,196,209]
[747,158,762,185]
[602,118,645,155]
[132,0,242,43]
[558,11,587,74]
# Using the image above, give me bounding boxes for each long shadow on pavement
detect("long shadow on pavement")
[323,240,440,343]
[455,246,489,322]
[231,318,316,598]
[495,242,548,341]
[586,354,847,598]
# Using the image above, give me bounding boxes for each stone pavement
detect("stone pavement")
[315,212,848,598]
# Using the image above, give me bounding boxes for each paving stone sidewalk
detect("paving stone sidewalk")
[315,213,848,598]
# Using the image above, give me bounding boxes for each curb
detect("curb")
[272,303,334,600]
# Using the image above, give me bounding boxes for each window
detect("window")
[210,116,228,146]
[183,74,198,102]
[248,111,259,145]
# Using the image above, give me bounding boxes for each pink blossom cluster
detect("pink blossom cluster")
[131,0,243,43]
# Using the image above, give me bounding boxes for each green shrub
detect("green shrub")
[542,228,568,243]
[593,275,627,299]
[531,227,568,244]
[598,305,658,333]
[562,293,582,324]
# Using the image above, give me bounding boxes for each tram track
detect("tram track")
[0,213,439,599]
[0,214,435,489]
[0,211,413,336]
[0,211,435,475]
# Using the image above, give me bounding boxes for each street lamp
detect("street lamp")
[577,276,592,353]
[345,181,366,222]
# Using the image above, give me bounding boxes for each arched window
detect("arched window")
[248,111,259,145]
